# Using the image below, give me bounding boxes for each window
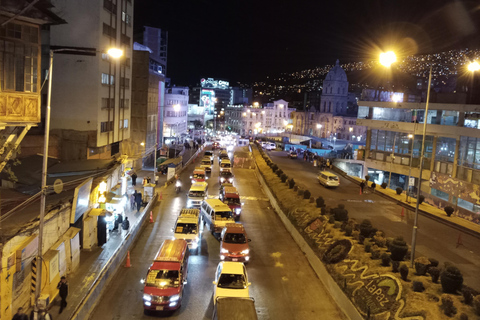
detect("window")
[101,121,114,132]
[101,73,114,85]
[121,34,131,46]
[122,11,131,25]
[120,99,129,108]
[101,98,114,109]
[120,77,130,88]
[0,37,38,92]
[119,119,128,129]
[103,0,117,13]
[102,23,116,38]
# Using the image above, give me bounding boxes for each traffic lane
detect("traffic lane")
[233,168,348,320]
[268,150,480,292]
[90,155,219,320]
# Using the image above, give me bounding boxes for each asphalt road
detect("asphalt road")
[90,148,347,320]
[268,149,480,292]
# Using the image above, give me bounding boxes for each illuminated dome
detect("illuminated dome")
[325,59,347,82]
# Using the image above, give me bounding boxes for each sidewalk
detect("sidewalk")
[46,147,203,319]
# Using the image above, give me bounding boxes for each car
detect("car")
[288,151,298,159]
[204,150,214,163]
[219,170,234,185]
[264,143,276,150]
[212,142,220,150]
[213,261,251,304]
[317,171,340,187]
[220,223,250,262]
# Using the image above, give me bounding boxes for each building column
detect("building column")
[430,136,437,172]
[457,111,465,127]
[452,137,461,178]
[365,129,372,159]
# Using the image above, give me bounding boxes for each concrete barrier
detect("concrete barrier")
[254,162,363,320]
[69,194,158,320]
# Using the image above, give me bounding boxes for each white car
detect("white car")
[213,261,251,304]
[264,143,276,150]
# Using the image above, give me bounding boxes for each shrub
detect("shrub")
[309,196,315,203]
[316,196,325,208]
[297,189,304,196]
[418,195,425,204]
[359,219,373,238]
[328,215,335,224]
[414,256,431,276]
[304,190,311,199]
[386,237,394,251]
[390,236,408,261]
[364,239,372,252]
[381,253,391,266]
[412,281,425,292]
[459,313,468,320]
[462,288,473,305]
[373,231,386,247]
[345,225,353,237]
[281,174,288,182]
[371,249,381,260]
[392,260,400,273]
[352,230,360,241]
[271,164,278,171]
[428,258,439,268]
[396,187,403,195]
[358,235,365,245]
[441,265,463,294]
[322,239,352,264]
[288,178,295,189]
[429,267,440,283]
[444,206,455,217]
[399,264,409,281]
[333,204,349,222]
[441,294,457,317]
[381,182,387,189]
[276,169,283,176]
[365,175,370,182]
[474,295,480,316]
[334,221,342,229]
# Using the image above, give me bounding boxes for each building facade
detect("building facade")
[163,86,188,142]
[134,26,167,76]
[49,0,133,160]
[356,100,480,224]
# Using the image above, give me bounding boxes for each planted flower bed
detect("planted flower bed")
[254,145,480,320]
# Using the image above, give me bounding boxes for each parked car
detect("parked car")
[288,151,297,159]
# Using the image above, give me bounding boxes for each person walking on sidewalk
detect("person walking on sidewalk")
[57,276,68,314]
[360,181,365,194]
[135,191,143,212]
[130,192,136,210]
[131,172,137,186]
[12,307,28,320]
[122,217,130,230]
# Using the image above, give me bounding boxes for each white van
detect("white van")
[317,171,340,188]
[201,199,235,235]
[264,143,276,150]
[174,208,201,250]
[187,182,208,208]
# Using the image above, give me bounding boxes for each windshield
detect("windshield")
[220,172,233,178]
[205,152,213,156]
[224,232,246,243]
[225,197,240,205]
[189,190,205,197]
[193,173,205,179]
[217,273,247,289]
[215,211,233,220]
[220,163,231,168]
[329,176,339,181]
[202,160,210,165]
[175,223,197,234]
[146,269,180,288]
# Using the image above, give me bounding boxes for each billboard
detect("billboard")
[71,177,93,224]
[200,89,215,115]
[200,78,229,89]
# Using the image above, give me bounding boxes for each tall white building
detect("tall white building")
[164,86,188,142]
[49,0,133,160]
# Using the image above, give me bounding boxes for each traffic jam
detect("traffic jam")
[141,139,254,318]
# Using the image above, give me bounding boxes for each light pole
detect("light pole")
[36,47,122,317]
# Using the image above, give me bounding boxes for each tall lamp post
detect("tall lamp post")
[36,47,122,317]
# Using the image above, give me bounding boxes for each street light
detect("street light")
[36,47,122,317]
[468,61,480,72]
[379,51,397,67]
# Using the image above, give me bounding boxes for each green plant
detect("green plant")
[459,313,468,320]
[412,281,425,292]
[359,219,373,238]
[444,206,454,217]
[392,260,400,273]
[399,264,409,281]
[271,164,278,171]
[390,236,408,261]
[297,189,304,196]
[352,230,360,240]
[345,225,353,237]
[462,288,473,305]
[395,187,403,195]
[418,195,425,204]
[441,265,463,294]
[276,169,283,176]
[288,178,295,189]
[373,231,386,247]
[441,294,457,317]
[281,174,288,182]
[304,190,311,199]
[381,253,391,266]
[429,267,440,283]
[371,249,381,260]
[316,196,325,208]
[364,240,372,253]
[333,204,349,222]
[386,237,394,251]
[474,295,480,316]
[381,182,387,189]
[322,239,352,264]
[414,256,431,276]
[328,215,335,224]
[428,258,439,268]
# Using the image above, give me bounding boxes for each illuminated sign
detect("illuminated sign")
[200,78,229,89]
[200,89,215,115]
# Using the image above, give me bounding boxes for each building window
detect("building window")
[0,39,38,92]
[120,77,130,88]
[101,73,114,85]
[119,119,128,129]
[102,23,116,38]
[122,11,131,25]
[101,98,114,109]
[101,121,114,132]
[121,34,131,46]
[103,0,117,14]
[120,99,129,108]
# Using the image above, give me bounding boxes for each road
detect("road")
[90,147,347,319]
[268,149,480,292]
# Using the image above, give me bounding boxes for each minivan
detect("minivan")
[317,171,340,187]
[201,199,235,235]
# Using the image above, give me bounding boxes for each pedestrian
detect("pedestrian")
[116,213,123,227]
[12,307,28,320]
[360,180,365,194]
[122,217,130,230]
[371,182,376,193]
[326,158,330,168]
[130,193,136,210]
[131,172,137,186]
[57,276,68,314]
[135,191,143,212]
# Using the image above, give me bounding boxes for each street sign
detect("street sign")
[409,177,415,186]
[53,179,63,194]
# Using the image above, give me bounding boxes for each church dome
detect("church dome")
[325,59,347,82]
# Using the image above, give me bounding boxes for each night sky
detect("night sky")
[134,0,480,86]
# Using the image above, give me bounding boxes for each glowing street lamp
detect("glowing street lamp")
[173,104,180,111]
[316,124,322,129]
[379,51,397,67]
[253,102,259,107]
[468,61,480,72]
[107,47,124,59]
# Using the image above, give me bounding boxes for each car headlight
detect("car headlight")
[191,179,195,183]
[220,178,225,182]
[187,200,192,206]
[170,294,180,302]
[236,208,241,214]
[228,178,233,182]
[220,248,229,254]
[241,249,250,255]
[143,294,152,301]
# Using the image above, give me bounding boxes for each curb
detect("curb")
[68,194,158,320]
[253,156,362,320]
[330,166,480,239]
